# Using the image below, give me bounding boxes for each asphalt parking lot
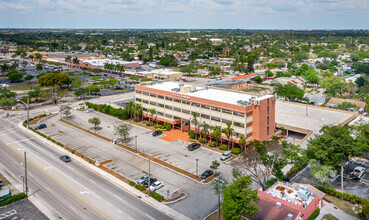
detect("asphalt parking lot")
[35,110,230,219]
[0,199,48,220]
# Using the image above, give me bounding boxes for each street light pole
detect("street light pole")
[196,159,199,178]
[135,135,137,151]
[24,151,28,197]
[19,98,30,129]
[148,154,151,198]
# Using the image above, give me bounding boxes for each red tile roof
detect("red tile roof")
[231,73,257,80]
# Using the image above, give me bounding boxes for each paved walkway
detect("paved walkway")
[161,130,189,142]
[317,201,359,220]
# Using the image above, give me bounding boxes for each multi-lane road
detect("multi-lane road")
[0,104,173,219]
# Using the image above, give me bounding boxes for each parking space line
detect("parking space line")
[145,214,155,220]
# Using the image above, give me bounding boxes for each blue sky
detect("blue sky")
[0,0,368,29]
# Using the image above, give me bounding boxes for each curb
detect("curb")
[18,120,190,220]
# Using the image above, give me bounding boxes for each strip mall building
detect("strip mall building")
[135,81,276,147]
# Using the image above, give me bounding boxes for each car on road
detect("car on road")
[201,170,214,179]
[136,174,150,185]
[143,177,157,188]
[0,179,3,187]
[187,143,201,151]
[60,155,71,163]
[152,131,162,137]
[220,151,232,161]
[85,108,94,113]
[149,181,164,192]
[35,124,47,130]
[351,166,366,180]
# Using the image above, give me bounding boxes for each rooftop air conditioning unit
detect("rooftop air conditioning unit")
[276,202,282,208]
[287,213,293,219]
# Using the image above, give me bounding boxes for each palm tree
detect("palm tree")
[134,103,143,121]
[149,108,157,126]
[191,112,199,139]
[34,53,42,62]
[1,63,9,79]
[65,55,72,63]
[10,61,19,71]
[125,100,135,119]
[200,121,211,145]
[238,134,247,151]
[212,126,222,147]
[28,55,34,61]
[72,57,80,67]
[222,122,234,150]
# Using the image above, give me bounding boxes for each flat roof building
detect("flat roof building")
[135,81,276,147]
[136,69,182,81]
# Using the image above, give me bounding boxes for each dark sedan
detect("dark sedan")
[201,170,214,179]
[35,124,47,130]
[152,131,163,137]
[187,143,201,151]
[60,155,71,163]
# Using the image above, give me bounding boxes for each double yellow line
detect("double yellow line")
[6,144,111,220]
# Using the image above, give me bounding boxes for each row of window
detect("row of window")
[136,93,246,117]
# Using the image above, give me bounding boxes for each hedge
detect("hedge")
[307,208,320,220]
[198,138,205,144]
[219,144,228,150]
[231,148,242,154]
[209,141,216,147]
[146,122,153,126]
[188,130,195,139]
[157,128,167,132]
[129,181,135,186]
[150,191,164,202]
[163,122,171,131]
[0,193,27,206]
[190,138,197,142]
[155,124,164,129]
[135,185,146,191]
[265,178,277,190]
[85,102,129,120]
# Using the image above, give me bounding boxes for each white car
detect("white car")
[85,108,94,113]
[149,181,164,192]
[220,151,232,161]
[351,166,366,180]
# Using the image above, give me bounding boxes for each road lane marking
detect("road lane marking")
[90,192,102,200]
[145,214,155,220]
[46,187,53,193]
[89,180,96,184]
[44,166,53,170]
[114,194,122,200]
[80,191,90,195]
[6,138,36,145]
[106,202,112,206]
[68,166,75,171]
[6,144,111,220]
[69,205,77,212]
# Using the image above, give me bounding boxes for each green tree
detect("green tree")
[200,121,211,144]
[223,122,234,150]
[274,83,305,101]
[253,76,263,84]
[125,100,135,119]
[309,159,333,190]
[212,126,222,147]
[113,124,132,141]
[40,87,68,104]
[355,76,369,87]
[306,125,362,169]
[133,103,143,121]
[191,112,200,139]
[36,63,43,71]
[38,72,72,87]
[238,134,247,151]
[6,71,24,83]
[334,101,359,111]
[222,175,259,220]
[88,117,101,133]
[352,62,369,75]
[24,75,34,82]
[148,108,157,126]
[59,105,72,119]
[71,80,82,89]
[28,86,41,101]
[210,160,220,173]
[320,76,346,96]
[350,53,360,62]
[159,54,178,66]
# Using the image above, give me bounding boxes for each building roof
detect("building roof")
[141,81,273,106]
[250,196,300,220]
[137,69,181,76]
[328,97,366,109]
[231,73,257,80]
[83,58,140,67]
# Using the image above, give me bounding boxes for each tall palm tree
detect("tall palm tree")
[212,126,222,147]
[238,134,247,151]
[72,57,80,66]
[200,121,211,145]
[10,61,19,71]
[191,112,199,139]
[65,55,72,63]
[149,108,157,126]
[28,55,34,61]
[1,63,9,79]
[223,122,234,150]
[134,103,143,121]
[125,100,135,119]
[34,53,42,62]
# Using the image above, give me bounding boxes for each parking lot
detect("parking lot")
[34,109,234,219]
[292,158,369,200]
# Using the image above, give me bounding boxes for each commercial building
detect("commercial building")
[135,69,182,81]
[250,182,324,220]
[135,81,276,147]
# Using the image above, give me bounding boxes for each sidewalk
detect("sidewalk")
[317,202,359,220]
[18,120,190,220]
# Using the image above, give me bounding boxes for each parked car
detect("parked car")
[60,155,71,163]
[35,124,47,130]
[85,108,94,113]
[351,167,366,179]
[0,179,3,187]
[220,151,232,161]
[187,143,201,151]
[143,177,157,188]
[136,174,150,185]
[201,170,214,179]
[152,131,162,137]
[149,181,164,192]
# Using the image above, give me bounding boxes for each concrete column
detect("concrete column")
[181,118,183,132]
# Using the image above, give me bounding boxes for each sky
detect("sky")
[0,0,368,29]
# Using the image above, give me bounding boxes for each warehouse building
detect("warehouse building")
[135,81,276,147]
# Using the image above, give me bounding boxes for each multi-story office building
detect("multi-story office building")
[135,81,276,147]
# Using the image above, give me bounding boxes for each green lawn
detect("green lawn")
[7,83,35,91]
[325,195,359,218]
[323,213,339,220]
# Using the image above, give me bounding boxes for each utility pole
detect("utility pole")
[216,178,224,220]
[341,162,344,200]
[148,154,151,198]
[24,151,28,197]
[196,159,199,178]
[306,103,308,117]
[135,135,137,151]
[19,97,30,129]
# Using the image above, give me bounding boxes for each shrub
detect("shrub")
[89,159,93,163]
[209,141,216,147]
[155,124,163,129]
[190,138,197,142]
[286,155,309,178]
[188,130,196,139]
[133,118,139,122]
[135,185,146,191]
[265,178,277,190]
[150,191,164,202]
[219,144,228,150]
[198,138,205,144]
[163,122,171,131]
[146,122,153,126]
[0,193,27,206]
[157,128,167,132]
[129,181,135,186]
[71,150,75,154]
[47,137,51,140]
[231,148,242,154]
[307,208,320,220]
